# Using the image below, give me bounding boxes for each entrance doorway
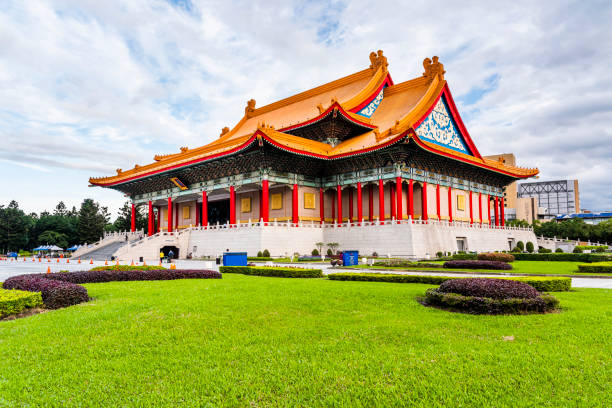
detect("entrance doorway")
[161,246,179,260]
[208,199,230,225]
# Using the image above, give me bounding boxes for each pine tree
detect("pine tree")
[76,199,110,244]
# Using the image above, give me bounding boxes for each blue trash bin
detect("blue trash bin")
[342,250,359,266]
[222,252,247,266]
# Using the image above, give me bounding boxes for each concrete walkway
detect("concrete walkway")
[1,258,611,289]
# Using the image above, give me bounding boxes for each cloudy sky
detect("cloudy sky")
[1,0,611,218]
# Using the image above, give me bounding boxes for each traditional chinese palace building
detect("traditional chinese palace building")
[88,52,539,259]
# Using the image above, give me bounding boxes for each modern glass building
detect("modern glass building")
[518,180,579,216]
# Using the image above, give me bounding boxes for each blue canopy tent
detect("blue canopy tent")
[66,245,81,251]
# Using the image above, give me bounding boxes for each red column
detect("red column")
[478,192,482,224]
[229,186,236,225]
[494,196,499,226]
[469,191,474,224]
[195,200,200,227]
[147,201,153,236]
[319,187,324,224]
[167,197,173,233]
[436,184,441,220]
[292,183,298,225]
[378,179,385,223]
[130,203,136,232]
[337,185,343,225]
[500,197,505,227]
[357,182,363,223]
[331,191,335,222]
[448,186,453,223]
[368,184,374,222]
[408,179,414,219]
[202,191,208,228]
[389,183,396,220]
[348,188,354,223]
[261,180,269,223]
[487,194,491,225]
[422,182,428,221]
[396,177,403,222]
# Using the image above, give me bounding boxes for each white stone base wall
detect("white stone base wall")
[113,221,537,260]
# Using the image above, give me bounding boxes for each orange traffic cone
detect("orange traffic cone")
[38,258,41,262]
[130,260,134,266]
[143,260,147,266]
[32,258,35,262]
[23,258,26,262]
[170,263,176,270]
[90,259,93,264]
[159,260,162,266]
[66,258,70,263]
[116,260,120,266]
[78,258,81,264]
[56,258,60,263]
[46,266,51,274]
[105,260,108,265]
[47,258,51,263]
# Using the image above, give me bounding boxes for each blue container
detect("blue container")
[342,250,359,266]
[222,252,247,266]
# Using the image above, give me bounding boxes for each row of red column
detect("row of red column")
[130,182,506,235]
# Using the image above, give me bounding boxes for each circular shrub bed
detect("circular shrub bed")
[421,278,559,315]
[477,252,515,263]
[443,260,512,270]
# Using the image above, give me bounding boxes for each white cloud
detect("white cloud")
[0,0,611,216]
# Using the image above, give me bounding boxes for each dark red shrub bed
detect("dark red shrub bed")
[421,278,559,314]
[443,260,512,270]
[437,278,539,299]
[3,276,89,309]
[3,269,221,309]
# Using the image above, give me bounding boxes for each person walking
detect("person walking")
[168,249,174,262]
[159,250,164,263]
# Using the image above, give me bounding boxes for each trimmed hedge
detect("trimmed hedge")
[326,273,571,292]
[577,262,612,274]
[0,288,44,318]
[438,278,538,299]
[422,288,559,314]
[220,266,322,278]
[477,253,515,263]
[451,253,478,260]
[513,253,612,262]
[373,260,444,268]
[3,269,221,309]
[444,260,512,270]
[3,276,89,309]
[89,265,166,271]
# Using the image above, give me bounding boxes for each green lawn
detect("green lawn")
[349,260,606,276]
[1,275,610,407]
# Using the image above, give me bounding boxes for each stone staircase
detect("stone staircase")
[82,241,127,261]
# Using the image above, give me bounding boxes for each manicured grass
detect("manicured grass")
[0,275,610,407]
[349,260,604,276]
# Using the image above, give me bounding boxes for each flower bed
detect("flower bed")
[326,273,571,292]
[443,260,512,270]
[421,278,559,314]
[3,269,221,310]
[89,265,166,271]
[577,262,612,273]
[513,253,612,262]
[1,288,44,318]
[477,253,515,262]
[372,260,443,268]
[220,266,322,278]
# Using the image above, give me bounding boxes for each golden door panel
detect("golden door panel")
[241,197,251,213]
[271,193,283,210]
[303,192,315,209]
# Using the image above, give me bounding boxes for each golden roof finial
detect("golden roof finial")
[369,50,388,72]
[220,126,230,137]
[245,99,256,118]
[317,103,324,114]
[423,56,445,80]
[180,146,188,153]
[116,168,122,175]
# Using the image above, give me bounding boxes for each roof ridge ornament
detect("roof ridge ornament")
[220,127,230,137]
[369,50,388,72]
[423,56,445,80]
[180,146,188,153]
[245,99,256,118]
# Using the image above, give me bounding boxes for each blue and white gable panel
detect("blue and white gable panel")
[415,96,472,155]
[356,86,386,118]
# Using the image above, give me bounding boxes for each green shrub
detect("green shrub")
[327,273,571,292]
[257,251,263,257]
[311,249,319,256]
[513,253,612,262]
[90,265,165,271]
[451,253,478,260]
[18,250,32,257]
[436,251,444,258]
[516,241,524,251]
[262,249,270,257]
[577,262,612,274]
[595,246,606,253]
[220,266,323,278]
[526,242,535,253]
[573,247,583,254]
[0,288,44,318]
[575,245,607,252]
[247,257,273,261]
[327,249,333,256]
[511,247,522,253]
[555,248,564,253]
[538,247,552,253]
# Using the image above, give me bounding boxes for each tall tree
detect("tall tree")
[0,201,31,251]
[76,199,110,244]
[113,201,147,232]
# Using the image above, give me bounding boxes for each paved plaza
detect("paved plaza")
[1,258,611,289]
